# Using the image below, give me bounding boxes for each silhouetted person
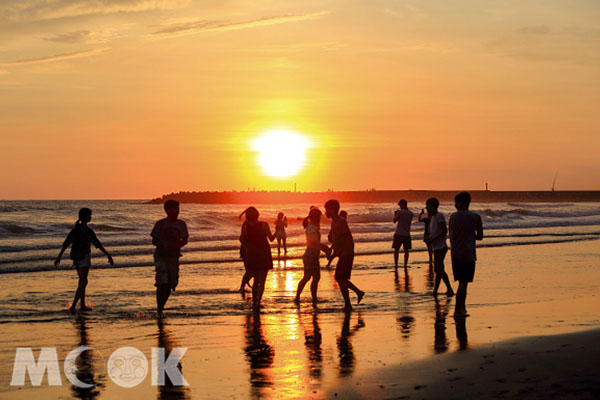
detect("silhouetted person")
[151,200,188,317]
[392,200,413,269]
[274,212,288,257]
[325,200,365,311]
[294,208,330,306]
[326,210,347,269]
[418,208,433,265]
[449,192,483,318]
[55,207,114,313]
[239,206,274,311]
[426,198,454,297]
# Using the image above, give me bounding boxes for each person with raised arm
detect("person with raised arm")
[55,207,114,313]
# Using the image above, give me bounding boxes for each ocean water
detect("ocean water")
[1,200,600,323]
[2,200,600,274]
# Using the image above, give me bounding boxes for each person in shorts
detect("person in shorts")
[55,207,114,313]
[392,200,413,269]
[151,200,189,316]
[294,208,330,306]
[426,198,454,297]
[326,199,365,312]
[449,192,483,318]
[274,212,288,257]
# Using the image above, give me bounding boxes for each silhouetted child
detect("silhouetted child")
[425,198,454,297]
[274,212,288,257]
[239,206,275,311]
[55,207,114,313]
[326,210,347,268]
[294,208,330,305]
[151,200,189,317]
[449,192,483,318]
[325,200,365,311]
[392,199,413,269]
[418,208,433,265]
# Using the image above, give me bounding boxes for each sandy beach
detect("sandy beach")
[1,237,599,399]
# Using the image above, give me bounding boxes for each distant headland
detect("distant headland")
[147,190,600,204]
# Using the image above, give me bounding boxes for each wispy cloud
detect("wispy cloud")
[152,11,331,38]
[0,47,111,66]
[0,0,190,22]
[45,30,92,43]
[44,30,113,44]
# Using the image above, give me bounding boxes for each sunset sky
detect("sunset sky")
[1,0,599,199]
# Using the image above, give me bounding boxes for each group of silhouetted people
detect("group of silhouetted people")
[237,200,364,311]
[392,192,483,317]
[55,198,365,316]
[54,193,481,318]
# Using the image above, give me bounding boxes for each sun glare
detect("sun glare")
[253,130,310,178]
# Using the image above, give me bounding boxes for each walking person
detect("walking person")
[392,200,413,269]
[449,192,483,318]
[426,198,454,297]
[239,206,275,311]
[55,207,114,313]
[325,200,365,312]
[151,200,189,317]
[294,208,330,306]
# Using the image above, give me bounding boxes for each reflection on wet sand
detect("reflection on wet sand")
[337,312,365,377]
[69,315,103,399]
[299,311,323,382]
[455,317,469,350]
[394,269,412,294]
[394,269,414,340]
[156,319,191,400]
[434,297,450,353]
[244,313,275,398]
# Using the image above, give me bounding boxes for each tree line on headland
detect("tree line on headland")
[147,190,600,204]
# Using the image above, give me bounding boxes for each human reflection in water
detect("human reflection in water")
[454,316,469,350]
[156,319,190,400]
[299,311,323,381]
[394,269,414,340]
[434,297,450,353]
[337,312,365,377]
[68,315,103,399]
[244,313,275,398]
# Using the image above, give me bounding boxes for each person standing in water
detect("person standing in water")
[392,200,413,269]
[274,212,288,257]
[294,208,330,306]
[151,200,189,317]
[325,200,365,312]
[426,198,454,297]
[239,206,275,311]
[418,208,433,266]
[449,192,483,318]
[55,207,114,313]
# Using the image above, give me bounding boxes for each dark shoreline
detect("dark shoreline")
[147,190,600,204]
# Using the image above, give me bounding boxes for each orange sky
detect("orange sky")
[1,1,599,199]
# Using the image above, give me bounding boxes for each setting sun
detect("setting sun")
[252,130,310,178]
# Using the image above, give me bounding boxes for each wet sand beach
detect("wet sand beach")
[1,239,599,399]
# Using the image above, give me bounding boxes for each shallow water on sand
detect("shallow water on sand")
[1,239,599,399]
